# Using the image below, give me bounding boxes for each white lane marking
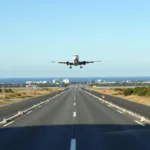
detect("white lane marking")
[38,105,42,108]
[73,112,76,117]
[135,120,145,126]
[70,139,76,150]
[74,103,76,106]
[108,105,112,108]
[3,121,14,127]
[27,111,32,115]
[117,110,123,114]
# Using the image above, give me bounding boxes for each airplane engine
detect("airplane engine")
[83,61,86,65]
[66,62,69,65]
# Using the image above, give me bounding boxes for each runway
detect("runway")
[0,87,149,150]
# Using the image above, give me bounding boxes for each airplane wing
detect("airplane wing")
[79,60,101,65]
[51,61,73,65]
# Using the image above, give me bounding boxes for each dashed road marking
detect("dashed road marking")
[135,120,145,126]
[73,112,76,117]
[108,105,112,108]
[3,121,14,127]
[70,139,76,150]
[74,103,76,106]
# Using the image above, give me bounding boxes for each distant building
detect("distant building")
[53,80,57,84]
[42,81,48,84]
[96,80,102,84]
[53,79,60,84]
[26,81,33,84]
[26,80,48,84]
[63,79,70,84]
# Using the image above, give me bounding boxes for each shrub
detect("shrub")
[112,92,123,95]
[8,89,14,93]
[137,89,148,96]
[146,87,150,96]
[124,88,133,96]
[3,89,13,93]
[17,93,22,97]
[133,87,148,96]
[114,88,123,91]
[4,89,9,93]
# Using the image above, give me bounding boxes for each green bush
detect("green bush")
[3,89,14,93]
[137,89,148,96]
[0,89,2,93]
[133,87,140,95]
[133,87,143,95]
[124,88,133,96]
[116,86,150,97]
[113,92,123,95]
[4,89,9,93]
[114,88,123,91]
[8,89,14,93]
[133,87,148,96]
[146,87,150,96]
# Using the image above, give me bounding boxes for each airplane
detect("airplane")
[51,55,101,69]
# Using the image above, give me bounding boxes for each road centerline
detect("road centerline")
[70,139,76,150]
[73,112,76,117]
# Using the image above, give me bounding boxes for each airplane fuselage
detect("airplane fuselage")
[72,55,79,66]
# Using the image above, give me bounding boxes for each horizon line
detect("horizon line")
[0,76,150,79]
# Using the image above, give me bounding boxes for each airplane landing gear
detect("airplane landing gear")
[80,66,83,69]
[69,66,72,69]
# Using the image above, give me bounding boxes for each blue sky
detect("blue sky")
[0,0,150,77]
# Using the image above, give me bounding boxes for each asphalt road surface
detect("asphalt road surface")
[0,90,65,121]
[0,87,150,150]
[83,88,150,118]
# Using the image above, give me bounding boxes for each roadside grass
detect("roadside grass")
[89,88,150,106]
[0,88,62,107]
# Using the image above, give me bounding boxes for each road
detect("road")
[0,87,150,150]
[0,90,65,121]
[83,88,150,118]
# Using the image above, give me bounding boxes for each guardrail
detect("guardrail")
[0,91,66,127]
[82,89,150,125]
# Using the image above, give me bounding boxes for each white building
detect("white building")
[53,80,57,84]
[42,81,48,84]
[63,79,70,84]
[53,79,60,84]
[96,80,102,84]
[26,81,33,84]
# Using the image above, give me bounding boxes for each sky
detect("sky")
[0,0,150,77]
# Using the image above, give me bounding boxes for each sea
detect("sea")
[0,77,150,83]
